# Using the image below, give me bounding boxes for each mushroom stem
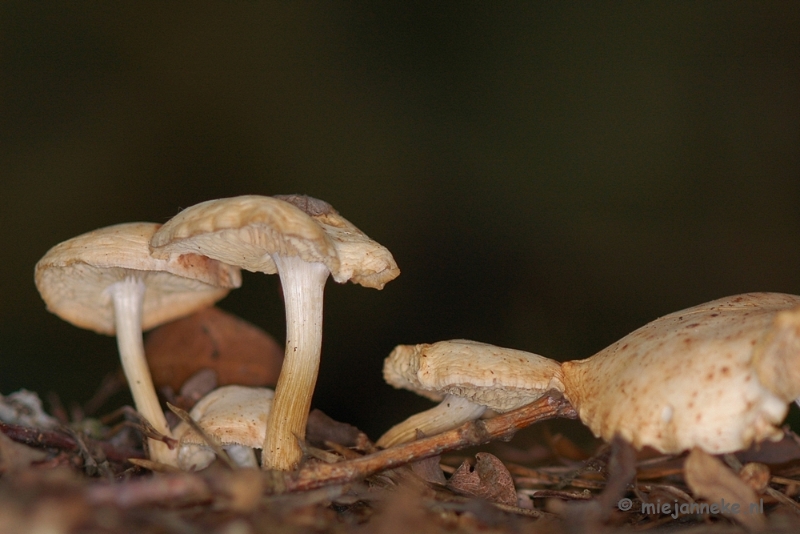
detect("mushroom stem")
[226,445,258,468]
[262,256,329,470]
[376,394,488,448]
[109,276,175,466]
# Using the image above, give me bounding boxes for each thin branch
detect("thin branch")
[0,421,144,463]
[284,394,576,493]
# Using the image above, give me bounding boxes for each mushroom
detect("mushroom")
[377,339,565,448]
[149,194,400,470]
[560,292,800,454]
[173,385,274,471]
[34,222,241,465]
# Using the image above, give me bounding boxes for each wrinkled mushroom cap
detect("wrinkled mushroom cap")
[383,339,565,412]
[174,385,274,448]
[275,194,400,289]
[35,222,241,335]
[150,194,400,289]
[561,292,800,454]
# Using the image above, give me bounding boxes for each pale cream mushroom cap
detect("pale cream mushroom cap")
[378,339,565,447]
[150,194,400,288]
[149,195,338,275]
[173,385,274,470]
[35,222,241,334]
[561,292,800,455]
[174,385,274,448]
[273,194,400,289]
[383,339,565,412]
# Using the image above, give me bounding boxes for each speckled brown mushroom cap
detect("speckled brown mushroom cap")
[384,339,565,412]
[35,222,241,335]
[561,292,800,455]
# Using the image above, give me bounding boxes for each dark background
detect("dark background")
[2,3,800,441]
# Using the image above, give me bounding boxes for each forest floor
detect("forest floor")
[2,388,800,534]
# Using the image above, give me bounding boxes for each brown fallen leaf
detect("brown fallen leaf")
[545,430,590,461]
[737,433,800,464]
[163,369,219,427]
[447,452,517,507]
[684,447,766,530]
[411,455,447,486]
[145,306,283,391]
[306,409,364,448]
[561,436,636,531]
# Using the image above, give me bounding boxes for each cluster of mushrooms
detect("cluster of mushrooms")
[34,193,800,474]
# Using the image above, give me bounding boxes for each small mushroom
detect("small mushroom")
[173,385,274,471]
[34,222,241,465]
[377,339,565,448]
[149,194,399,470]
[561,292,800,454]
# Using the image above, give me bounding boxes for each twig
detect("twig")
[84,395,575,509]
[0,421,144,463]
[284,394,576,493]
[166,402,236,470]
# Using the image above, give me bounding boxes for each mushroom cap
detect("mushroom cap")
[174,385,274,448]
[561,292,800,454]
[275,194,400,289]
[383,339,565,412]
[150,195,337,274]
[35,222,242,335]
[150,194,400,289]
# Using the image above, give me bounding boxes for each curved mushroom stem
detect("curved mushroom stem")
[262,256,329,471]
[376,395,488,448]
[109,276,176,466]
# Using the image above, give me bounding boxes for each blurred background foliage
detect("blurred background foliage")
[2,3,799,440]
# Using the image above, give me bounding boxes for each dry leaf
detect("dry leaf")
[410,455,447,485]
[145,306,283,391]
[446,452,517,506]
[684,447,766,530]
[737,434,800,464]
[306,409,362,448]
[548,432,590,461]
[562,437,636,531]
[180,368,218,401]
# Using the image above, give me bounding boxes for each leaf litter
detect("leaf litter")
[3,382,800,533]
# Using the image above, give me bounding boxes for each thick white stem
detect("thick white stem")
[376,395,488,448]
[262,256,329,470]
[109,277,176,466]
